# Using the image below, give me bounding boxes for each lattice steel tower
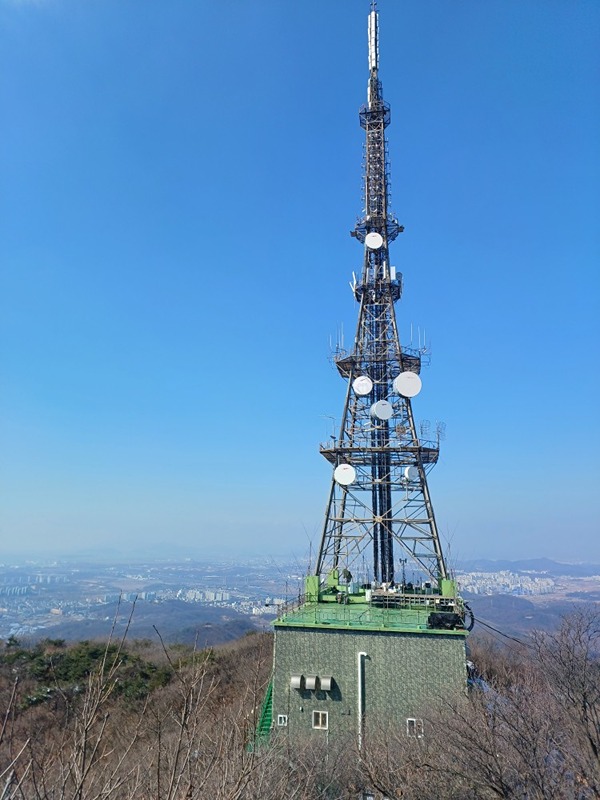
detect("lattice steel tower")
[315,2,447,589]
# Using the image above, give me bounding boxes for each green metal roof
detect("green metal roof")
[274,601,468,636]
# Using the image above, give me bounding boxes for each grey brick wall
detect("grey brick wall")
[272,625,467,738]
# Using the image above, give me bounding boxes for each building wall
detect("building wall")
[272,625,467,738]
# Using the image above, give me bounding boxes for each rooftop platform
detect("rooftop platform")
[275,599,468,637]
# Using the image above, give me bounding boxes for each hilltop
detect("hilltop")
[1,607,599,799]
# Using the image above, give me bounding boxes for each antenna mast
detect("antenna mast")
[315,3,448,586]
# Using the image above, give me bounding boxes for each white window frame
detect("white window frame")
[277,714,288,727]
[312,710,328,730]
[406,717,424,738]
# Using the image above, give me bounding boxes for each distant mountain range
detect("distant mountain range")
[457,557,600,578]
[25,600,260,646]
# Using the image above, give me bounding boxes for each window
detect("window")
[312,710,328,730]
[406,717,424,738]
[277,714,288,727]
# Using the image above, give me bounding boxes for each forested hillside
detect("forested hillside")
[0,608,598,799]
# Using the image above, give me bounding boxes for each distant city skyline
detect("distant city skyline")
[1,1,599,563]
[0,553,597,644]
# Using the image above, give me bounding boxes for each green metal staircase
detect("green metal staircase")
[255,680,273,743]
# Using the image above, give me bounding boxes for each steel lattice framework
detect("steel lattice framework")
[315,3,448,587]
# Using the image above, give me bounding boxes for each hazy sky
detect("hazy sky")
[1,0,599,565]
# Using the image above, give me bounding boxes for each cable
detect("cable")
[473,616,532,649]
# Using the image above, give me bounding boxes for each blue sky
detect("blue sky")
[1,0,599,565]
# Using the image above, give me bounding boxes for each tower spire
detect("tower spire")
[315,4,448,587]
[368,2,379,74]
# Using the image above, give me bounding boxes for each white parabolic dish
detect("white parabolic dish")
[365,231,383,249]
[352,375,373,396]
[334,464,356,486]
[370,400,393,420]
[393,371,422,398]
[404,466,419,482]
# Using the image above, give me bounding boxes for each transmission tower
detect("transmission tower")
[315,3,447,590]
[264,3,470,748]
